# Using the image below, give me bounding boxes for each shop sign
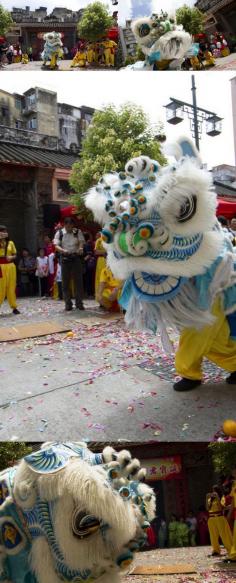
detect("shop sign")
[144,456,182,481]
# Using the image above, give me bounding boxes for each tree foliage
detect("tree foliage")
[0,4,13,36]
[176,4,204,35]
[208,442,236,476]
[70,104,166,218]
[0,442,32,472]
[77,2,114,42]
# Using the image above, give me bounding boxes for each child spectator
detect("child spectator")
[168,515,179,548]
[177,517,189,547]
[36,248,49,298]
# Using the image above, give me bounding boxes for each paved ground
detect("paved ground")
[214,52,236,70]
[122,547,236,583]
[2,52,236,71]
[1,60,116,71]
[0,297,235,442]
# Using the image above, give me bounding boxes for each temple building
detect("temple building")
[194,0,236,36]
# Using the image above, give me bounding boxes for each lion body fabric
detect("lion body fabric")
[0,443,155,583]
[85,137,236,353]
[127,12,198,70]
[41,32,64,68]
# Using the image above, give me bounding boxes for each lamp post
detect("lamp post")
[164,74,223,151]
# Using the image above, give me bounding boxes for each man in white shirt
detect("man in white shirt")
[54,217,85,311]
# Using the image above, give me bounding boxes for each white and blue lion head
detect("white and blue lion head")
[0,443,156,583]
[86,137,223,286]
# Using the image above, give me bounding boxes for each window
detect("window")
[15,98,22,111]
[27,93,36,105]
[28,117,37,130]
[1,107,9,118]
[56,180,71,201]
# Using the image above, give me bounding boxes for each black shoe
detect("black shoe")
[209,552,220,557]
[12,308,20,315]
[223,558,236,563]
[65,304,73,311]
[173,378,202,392]
[76,303,85,311]
[226,372,236,385]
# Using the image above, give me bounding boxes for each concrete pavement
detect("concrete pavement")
[2,60,115,71]
[0,298,235,442]
[3,52,236,71]
[122,546,236,583]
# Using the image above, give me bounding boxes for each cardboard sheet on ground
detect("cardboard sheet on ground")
[0,321,72,342]
[129,564,197,575]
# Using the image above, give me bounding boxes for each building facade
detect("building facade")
[0,87,95,151]
[195,0,236,36]
[6,6,84,57]
[0,87,95,251]
[119,21,137,61]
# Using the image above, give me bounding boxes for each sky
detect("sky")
[0,70,234,169]
[2,0,196,25]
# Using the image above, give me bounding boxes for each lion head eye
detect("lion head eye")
[139,23,151,37]
[72,510,101,539]
[178,195,197,223]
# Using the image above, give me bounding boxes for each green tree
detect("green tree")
[176,4,204,36]
[70,104,166,219]
[77,2,114,42]
[0,4,13,36]
[209,443,236,476]
[0,442,32,472]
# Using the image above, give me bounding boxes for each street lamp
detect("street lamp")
[164,75,223,151]
[206,115,222,137]
[165,102,184,125]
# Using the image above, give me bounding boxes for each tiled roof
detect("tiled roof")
[0,142,79,168]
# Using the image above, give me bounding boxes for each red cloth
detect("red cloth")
[146,526,156,547]
[197,511,209,546]
[217,199,236,219]
[44,243,55,256]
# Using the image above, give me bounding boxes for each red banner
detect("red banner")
[144,456,182,481]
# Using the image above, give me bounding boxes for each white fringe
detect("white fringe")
[124,281,216,352]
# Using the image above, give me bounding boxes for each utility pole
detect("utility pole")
[191,75,200,151]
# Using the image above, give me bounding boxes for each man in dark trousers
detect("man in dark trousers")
[54,217,85,311]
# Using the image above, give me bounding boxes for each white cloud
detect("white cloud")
[152,0,195,14]
[0,70,234,169]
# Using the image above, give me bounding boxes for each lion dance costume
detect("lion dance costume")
[41,32,64,69]
[85,137,236,391]
[0,442,155,583]
[127,11,199,70]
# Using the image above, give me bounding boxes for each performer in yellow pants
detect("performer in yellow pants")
[175,298,236,384]
[0,226,19,314]
[227,480,236,561]
[98,266,122,311]
[102,40,117,67]
[206,487,233,556]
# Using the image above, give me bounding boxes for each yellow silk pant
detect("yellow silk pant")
[175,299,236,380]
[0,263,17,309]
[229,521,236,560]
[104,49,114,66]
[208,516,233,554]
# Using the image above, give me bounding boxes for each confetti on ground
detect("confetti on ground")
[0,298,233,440]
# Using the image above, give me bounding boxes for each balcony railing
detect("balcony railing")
[195,0,233,11]
[0,125,59,150]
